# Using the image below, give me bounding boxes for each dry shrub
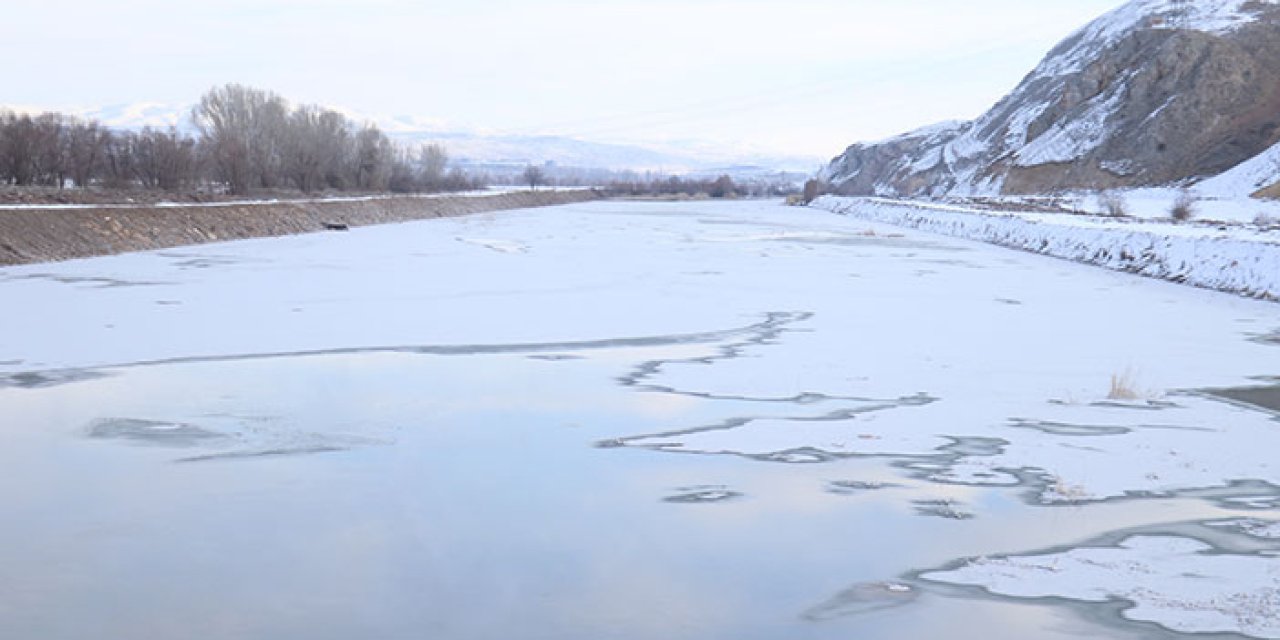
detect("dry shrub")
[1098,191,1127,217]
[1170,190,1196,222]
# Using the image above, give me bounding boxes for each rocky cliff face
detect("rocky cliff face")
[824,0,1280,197]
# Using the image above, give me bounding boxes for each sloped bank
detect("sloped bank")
[812,196,1280,301]
[0,190,600,266]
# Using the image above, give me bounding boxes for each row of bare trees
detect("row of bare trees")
[192,84,478,195]
[602,175,743,198]
[0,84,480,196]
[0,112,200,192]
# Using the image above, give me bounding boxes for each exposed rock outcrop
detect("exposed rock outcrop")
[824,0,1280,197]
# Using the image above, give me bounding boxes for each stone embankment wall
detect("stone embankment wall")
[0,190,600,265]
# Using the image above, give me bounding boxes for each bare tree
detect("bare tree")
[353,125,393,191]
[133,127,198,192]
[102,131,139,189]
[0,111,7,184]
[316,109,353,190]
[251,96,288,189]
[417,144,448,191]
[193,86,252,194]
[0,112,66,187]
[192,84,288,194]
[522,164,545,191]
[282,105,361,193]
[283,105,328,194]
[1,113,38,186]
[708,175,735,198]
[0,111,36,185]
[32,114,66,187]
[386,146,419,193]
[62,119,110,189]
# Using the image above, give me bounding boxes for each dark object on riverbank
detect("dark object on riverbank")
[323,222,350,231]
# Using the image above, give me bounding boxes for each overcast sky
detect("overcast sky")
[2,0,1125,161]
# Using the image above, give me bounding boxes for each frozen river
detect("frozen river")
[1,199,1278,639]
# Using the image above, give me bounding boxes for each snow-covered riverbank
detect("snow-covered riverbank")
[811,195,1280,301]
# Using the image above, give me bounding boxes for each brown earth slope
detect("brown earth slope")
[0,190,600,266]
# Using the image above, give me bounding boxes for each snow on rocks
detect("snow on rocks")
[1034,0,1276,79]
[1010,89,1125,167]
[812,196,1280,301]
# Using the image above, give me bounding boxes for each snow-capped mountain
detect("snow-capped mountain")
[80,102,188,130]
[390,130,817,174]
[824,0,1280,198]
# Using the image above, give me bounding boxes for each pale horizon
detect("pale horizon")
[3,0,1125,161]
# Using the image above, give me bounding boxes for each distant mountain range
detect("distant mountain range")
[62,103,818,176]
[823,0,1280,199]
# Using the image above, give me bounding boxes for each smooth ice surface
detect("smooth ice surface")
[1,199,1279,639]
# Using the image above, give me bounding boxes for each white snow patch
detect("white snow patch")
[1196,139,1280,197]
[1047,188,1280,224]
[924,535,1280,638]
[864,120,966,147]
[978,397,1280,503]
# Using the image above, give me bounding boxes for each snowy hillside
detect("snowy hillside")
[824,0,1280,198]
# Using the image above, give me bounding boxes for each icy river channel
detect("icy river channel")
[2,199,1279,639]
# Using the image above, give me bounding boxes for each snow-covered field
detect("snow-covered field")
[812,195,1280,300]
[1,199,1277,638]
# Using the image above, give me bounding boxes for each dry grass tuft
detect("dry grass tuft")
[1108,370,1142,401]
[1048,476,1091,502]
